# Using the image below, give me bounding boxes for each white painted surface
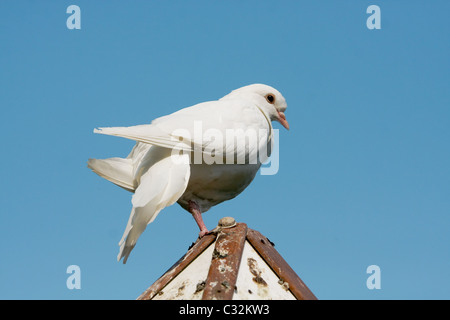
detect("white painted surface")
[233,241,296,300]
[152,243,215,300]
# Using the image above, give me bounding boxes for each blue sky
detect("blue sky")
[0,1,449,299]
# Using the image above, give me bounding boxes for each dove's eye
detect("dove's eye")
[266,94,275,104]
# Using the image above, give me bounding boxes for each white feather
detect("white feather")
[87,157,135,192]
[117,147,190,263]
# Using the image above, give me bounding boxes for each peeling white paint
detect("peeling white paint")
[152,243,215,300]
[233,241,296,300]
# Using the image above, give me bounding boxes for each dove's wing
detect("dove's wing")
[118,146,190,263]
[94,99,272,162]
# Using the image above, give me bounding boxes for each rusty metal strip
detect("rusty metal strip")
[137,233,216,300]
[202,223,248,300]
[246,228,317,300]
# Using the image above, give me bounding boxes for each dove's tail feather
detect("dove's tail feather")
[87,157,135,192]
[117,207,146,264]
[117,148,191,264]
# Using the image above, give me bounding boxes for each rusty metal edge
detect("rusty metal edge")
[201,223,248,300]
[246,228,318,300]
[137,233,216,300]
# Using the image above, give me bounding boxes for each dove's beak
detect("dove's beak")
[277,111,290,130]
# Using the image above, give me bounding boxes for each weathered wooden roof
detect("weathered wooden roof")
[137,217,317,300]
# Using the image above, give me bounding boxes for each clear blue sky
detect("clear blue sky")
[0,1,449,299]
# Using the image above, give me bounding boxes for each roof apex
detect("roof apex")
[137,217,317,300]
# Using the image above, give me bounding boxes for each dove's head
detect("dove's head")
[223,84,289,130]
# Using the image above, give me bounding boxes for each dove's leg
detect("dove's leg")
[188,200,209,238]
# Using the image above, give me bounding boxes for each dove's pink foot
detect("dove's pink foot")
[188,200,209,238]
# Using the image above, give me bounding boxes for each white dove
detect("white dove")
[88,84,289,263]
